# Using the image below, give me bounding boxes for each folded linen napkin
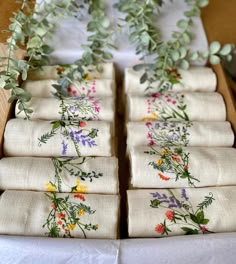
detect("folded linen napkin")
[126,121,234,153]
[125,66,217,95]
[130,146,236,188]
[16,97,115,122]
[27,63,115,80]
[0,190,120,239]
[4,119,113,157]
[22,79,116,98]
[128,187,236,237]
[127,92,226,122]
[0,156,119,194]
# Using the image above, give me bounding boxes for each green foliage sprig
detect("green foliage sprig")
[0,0,82,118]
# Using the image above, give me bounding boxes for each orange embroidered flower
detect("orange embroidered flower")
[78,209,85,217]
[68,224,75,230]
[56,67,65,73]
[161,149,168,155]
[156,159,163,166]
[158,173,170,181]
[165,210,174,221]
[155,224,164,234]
[74,194,85,201]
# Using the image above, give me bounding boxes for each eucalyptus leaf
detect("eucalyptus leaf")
[209,55,221,64]
[209,41,221,54]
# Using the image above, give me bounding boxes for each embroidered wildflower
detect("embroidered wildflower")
[46,182,56,192]
[78,209,85,217]
[68,224,76,230]
[165,210,174,221]
[155,224,164,234]
[156,159,163,166]
[158,173,170,181]
[74,194,86,201]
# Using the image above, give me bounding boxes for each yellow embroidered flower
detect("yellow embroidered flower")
[95,224,99,230]
[78,209,85,217]
[142,112,158,121]
[156,159,163,166]
[161,149,169,155]
[68,224,75,230]
[73,180,88,193]
[45,182,56,192]
[85,73,91,81]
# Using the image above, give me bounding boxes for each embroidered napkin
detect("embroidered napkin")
[27,63,115,80]
[127,92,226,122]
[128,187,236,237]
[130,146,236,188]
[4,119,113,157]
[0,190,120,239]
[16,97,115,122]
[22,79,116,98]
[126,121,234,153]
[0,156,119,194]
[125,66,217,95]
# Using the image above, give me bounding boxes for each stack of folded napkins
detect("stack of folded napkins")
[1,63,120,239]
[125,66,236,237]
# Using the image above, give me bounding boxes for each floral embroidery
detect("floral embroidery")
[143,93,189,122]
[150,189,215,236]
[67,80,97,97]
[59,96,101,121]
[145,147,199,186]
[45,157,103,192]
[145,121,191,147]
[43,192,98,238]
[38,120,98,156]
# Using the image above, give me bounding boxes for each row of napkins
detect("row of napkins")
[1,63,120,239]
[125,65,236,238]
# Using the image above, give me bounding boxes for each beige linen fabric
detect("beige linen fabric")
[4,119,113,157]
[0,156,119,194]
[16,97,115,122]
[22,79,116,98]
[128,187,236,237]
[27,63,115,80]
[127,92,226,122]
[130,146,236,188]
[126,121,234,153]
[125,66,217,95]
[0,190,120,239]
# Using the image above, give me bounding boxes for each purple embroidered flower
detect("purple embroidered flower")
[150,192,181,208]
[62,141,68,155]
[181,188,189,201]
[69,130,96,147]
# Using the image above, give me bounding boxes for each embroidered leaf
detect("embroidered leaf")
[181,227,199,235]
[197,192,215,210]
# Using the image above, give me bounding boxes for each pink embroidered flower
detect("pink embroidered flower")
[165,210,174,221]
[95,107,100,113]
[172,100,176,105]
[201,226,208,233]
[166,98,171,102]
[152,93,161,98]
[147,132,152,139]
[93,101,98,106]
[184,165,188,170]
[149,140,155,146]
[145,122,152,127]
[155,224,164,234]
[82,87,85,91]
[72,90,77,96]
[51,204,56,209]
[74,194,85,201]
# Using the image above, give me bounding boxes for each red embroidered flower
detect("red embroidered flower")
[79,121,86,128]
[57,220,62,225]
[184,165,188,170]
[147,132,152,139]
[172,100,176,105]
[158,173,170,181]
[74,194,85,201]
[67,86,72,93]
[151,93,161,98]
[51,204,56,209]
[72,90,77,96]
[172,156,181,163]
[155,224,164,234]
[165,210,174,221]
[57,212,66,219]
